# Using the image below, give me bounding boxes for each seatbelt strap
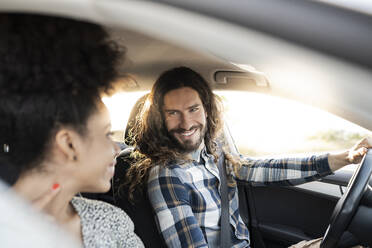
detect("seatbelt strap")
[218,152,231,248]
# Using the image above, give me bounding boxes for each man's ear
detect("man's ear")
[54,129,80,162]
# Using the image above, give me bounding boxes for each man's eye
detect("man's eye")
[168,111,178,116]
[190,107,199,112]
[107,131,114,137]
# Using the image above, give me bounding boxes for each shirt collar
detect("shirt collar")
[189,140,206,163]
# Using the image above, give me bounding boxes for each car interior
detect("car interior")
[1,0,372,247]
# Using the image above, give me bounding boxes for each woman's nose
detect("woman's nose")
[113,142,121,156]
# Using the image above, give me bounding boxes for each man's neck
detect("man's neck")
[189,140,205,163]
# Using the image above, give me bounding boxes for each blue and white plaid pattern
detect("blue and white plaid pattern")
[147,149,331,248]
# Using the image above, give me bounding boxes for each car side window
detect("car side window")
[215,91,370,160]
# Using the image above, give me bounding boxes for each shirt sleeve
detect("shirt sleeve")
[235,153,332,186]
[147,166,208,248]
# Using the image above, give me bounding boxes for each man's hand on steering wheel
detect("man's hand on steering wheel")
[328,137,372,172]
[347,137,372,164]
[321,143,372,248]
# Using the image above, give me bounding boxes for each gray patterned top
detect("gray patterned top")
[71,197,144,248]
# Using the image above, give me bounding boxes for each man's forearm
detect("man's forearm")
[327,151,349,172]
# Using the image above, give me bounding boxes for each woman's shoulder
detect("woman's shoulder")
[71,197,144,247]
[72,196,134,224]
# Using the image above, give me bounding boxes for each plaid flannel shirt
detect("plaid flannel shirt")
[147,147,331,248]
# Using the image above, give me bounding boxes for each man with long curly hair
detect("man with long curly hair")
[127,66,371,248]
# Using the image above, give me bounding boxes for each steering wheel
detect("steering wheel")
[320,149,372,248]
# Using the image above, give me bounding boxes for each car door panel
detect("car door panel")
[238,171,353,248]
[252,185,337,247]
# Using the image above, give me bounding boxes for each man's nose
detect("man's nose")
[179,113,193,130]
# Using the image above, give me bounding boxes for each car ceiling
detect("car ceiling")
[1,0,372,131]
[110,28,239,91]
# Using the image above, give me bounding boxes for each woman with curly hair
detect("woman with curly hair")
[0,13,144,247]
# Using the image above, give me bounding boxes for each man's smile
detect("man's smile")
[178,128,197,137]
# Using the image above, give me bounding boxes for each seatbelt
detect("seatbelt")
[218,152,231,248]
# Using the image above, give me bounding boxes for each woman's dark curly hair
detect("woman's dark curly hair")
[0,14,124,184]
[125,67,224,201]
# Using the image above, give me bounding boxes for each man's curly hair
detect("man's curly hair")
[0,14,124,184]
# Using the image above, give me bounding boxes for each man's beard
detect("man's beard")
[168,124,207,153]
